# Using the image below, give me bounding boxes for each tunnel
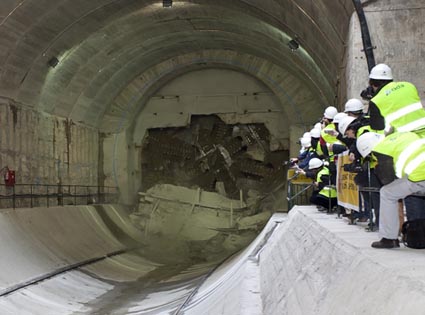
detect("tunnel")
[1,0,425,314]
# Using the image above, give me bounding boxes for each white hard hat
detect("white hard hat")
[323,106,338,119]
[300,137,311,147]
[338,116,357,135]
[308,158,323,170]
[310,128,321,138]
[344,99,364,113]
[314,122,322,130]
[356,132,385,157]
[369,63,393,80]
[302,132,311,139]
[333,112,348,124]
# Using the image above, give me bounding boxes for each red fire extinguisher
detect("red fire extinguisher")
[3,167,15,187]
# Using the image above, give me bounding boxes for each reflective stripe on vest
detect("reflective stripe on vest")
[317,167,337,198]
[321,123,338,144]
[374,132,425,181]
[371,82,425,132]
[397,117,425,132]
[404,152,425,176]
[319,186,337,198]
[385,102,423,125]
[395,139,425,178]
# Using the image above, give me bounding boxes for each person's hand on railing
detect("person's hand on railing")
[288,158,299,168]
[295,168,306,176]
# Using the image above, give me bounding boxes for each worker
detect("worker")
[309,127,325,159]
[344,98,365,119]
[298,133,311,155]
[321,106,339,146]
[367,63,425,134]
[337,115,369,163]
[338,115,380,225]
[328,112,352,150]
[357,132,425,248]
[319,106,341,184]
[333,112,348,131]
[302,158,337,212]
[291,137,318,170]
[314,122,323,131]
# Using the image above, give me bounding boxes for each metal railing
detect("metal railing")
[286,168,314,210]
[0,184,119,209]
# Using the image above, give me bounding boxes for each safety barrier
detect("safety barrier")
[286,168,314,210]
[0,184,119,209]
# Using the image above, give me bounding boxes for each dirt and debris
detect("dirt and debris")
[140,115,288,208]
[131,184,269,262]
[136,116,288,259]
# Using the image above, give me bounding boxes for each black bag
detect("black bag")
[354,170,368,186]
[401,219,425,249]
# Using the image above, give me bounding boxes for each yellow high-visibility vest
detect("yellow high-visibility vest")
[317,167,337,198]
[373,132,425,182]
[371,82,425,133]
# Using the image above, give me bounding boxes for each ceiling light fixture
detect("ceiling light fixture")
[47,56,59,68]
[163,0,172,7]
[288,39,300,51]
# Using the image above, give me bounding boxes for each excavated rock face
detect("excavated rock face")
[141,115,287,202]
[136,114,287,259]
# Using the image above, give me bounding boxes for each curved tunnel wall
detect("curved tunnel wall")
[0,0,355,197]
[0,0,352,129]
[2,1,425,204]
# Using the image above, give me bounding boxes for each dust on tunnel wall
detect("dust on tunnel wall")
[0,98,98,198]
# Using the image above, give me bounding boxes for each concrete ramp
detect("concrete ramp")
[182,206,425,315]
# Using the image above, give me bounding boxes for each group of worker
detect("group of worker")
[290,63,425,249]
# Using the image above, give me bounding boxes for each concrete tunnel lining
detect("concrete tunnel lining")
[2,0,425,313]
[0,0,351,131]
[112,53,328,134]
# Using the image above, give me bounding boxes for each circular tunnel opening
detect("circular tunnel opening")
[127,68,290,264]
[0,0,356,312]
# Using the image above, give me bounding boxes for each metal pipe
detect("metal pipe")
[352,0,376,71]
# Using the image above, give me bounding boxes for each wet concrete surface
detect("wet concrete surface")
[75,256,213,315]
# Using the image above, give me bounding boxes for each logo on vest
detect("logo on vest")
[385,84,405,96]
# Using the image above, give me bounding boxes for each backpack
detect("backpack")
[401,219,425,249]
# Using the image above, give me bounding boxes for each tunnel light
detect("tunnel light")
[47,57,59,68]
[163,0,172,7]
[288,39,300,51]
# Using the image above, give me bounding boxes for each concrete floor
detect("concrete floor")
[1,205,425,314]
